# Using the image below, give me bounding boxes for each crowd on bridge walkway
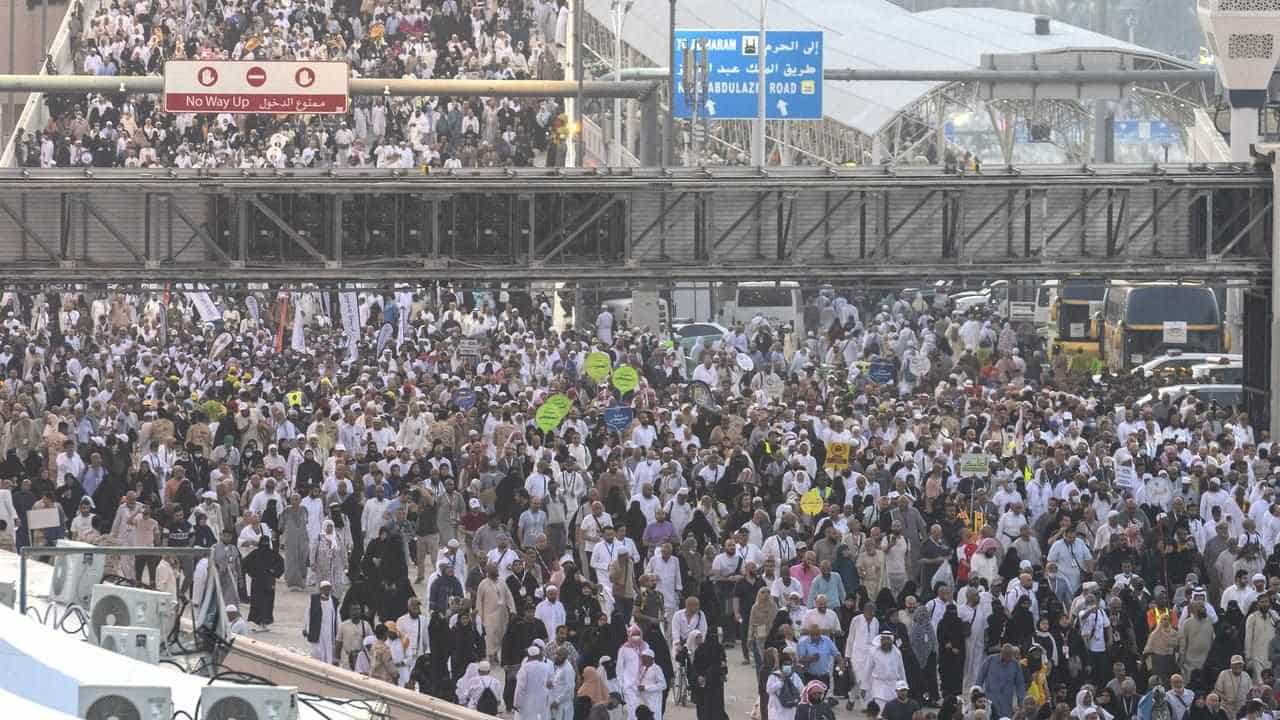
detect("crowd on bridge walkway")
[0,282,1269,720]
[11,0,581,169]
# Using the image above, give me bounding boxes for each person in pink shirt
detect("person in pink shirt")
[790,550,821,601]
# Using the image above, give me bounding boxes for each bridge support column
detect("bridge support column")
[1271,156,1280,441]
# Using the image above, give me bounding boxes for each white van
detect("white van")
[720,281,804,335]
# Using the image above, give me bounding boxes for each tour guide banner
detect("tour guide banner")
[536,394,573,432]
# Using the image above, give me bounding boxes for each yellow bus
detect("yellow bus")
[1098,283,1224,372]
[1050,282,1105,357]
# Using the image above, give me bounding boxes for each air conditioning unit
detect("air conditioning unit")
[0,580,14,608]
[78,685,173,720]
[99,625,163,664]
[50,539,106,608]
[88,584,177,644]
[201,685,299,720]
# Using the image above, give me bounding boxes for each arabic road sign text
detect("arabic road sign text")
[603,407,635,433]
[164,61,349,114]
[673,30,823,120]
[959,453,990,477]
[867,361,896,385]
[1114,120,1180,146]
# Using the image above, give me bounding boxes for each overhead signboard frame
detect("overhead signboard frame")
[164,60,350,114]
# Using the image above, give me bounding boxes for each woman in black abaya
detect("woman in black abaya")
[690,630,729,720]
[936,602,968,698]
[242,535,284,629]
[449,609,486,688]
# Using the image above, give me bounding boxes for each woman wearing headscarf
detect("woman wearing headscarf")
[874,587,897,623]
[961,589,993,693]
[450,609,487,688]
[310,518,350,600]
[691,629,728,720]
[577,665,612,720]
[1023,644,1051,708]
[428,606,456,698]
[749,588,779,668]
[1143,613,1179,687]
[626,500,649,557]
[684,509,718,554]
[241,534,283,630]
[795,681,834,720]
[758,647,780,720]
[680,537,707,592]
[1004,595,1037,650]
[1071,687,1114,720]
[907,605,939,705]
[936,603,967,699]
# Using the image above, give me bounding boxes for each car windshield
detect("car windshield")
[1059,284,1105,302]
[737,287,793,308]
[1127,287,1219,325]
[676,324,723,338]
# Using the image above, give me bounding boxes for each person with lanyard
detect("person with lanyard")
[590,525,621,584]
[337,605,374,671]
[672,595,708,653]
[764,525,798,569]
[397,597,430,687]
[1166,674,1195,720]
[487,534,519,580]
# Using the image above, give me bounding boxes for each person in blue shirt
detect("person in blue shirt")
[796,623,842,685]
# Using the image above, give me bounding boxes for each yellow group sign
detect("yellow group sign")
[825,442,851,471]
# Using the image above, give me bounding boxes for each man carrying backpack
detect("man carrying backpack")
[767,650,806,720]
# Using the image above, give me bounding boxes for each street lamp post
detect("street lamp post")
[753,0,768,167]
[666,0,677,167]
[612,0,634,167]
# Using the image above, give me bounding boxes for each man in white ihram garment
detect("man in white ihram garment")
[864,631,908,710]
[635,649,668,720]
[596,305,614,346]
[514,644,554,720]
[302,580,339,665]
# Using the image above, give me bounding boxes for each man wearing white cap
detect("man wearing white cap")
[303,580,339,665]
[535,584,566,639]
[864,631,907,710]
[458,660,502,711]
[225,604,248,636]
[191,490,223,539]
[634,649,667,720]
[514,644,554,720]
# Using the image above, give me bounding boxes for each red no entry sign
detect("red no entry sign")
[245,66,267,87]
[164,61,350,114]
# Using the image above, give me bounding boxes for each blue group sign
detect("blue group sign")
[673,29,823,120]
[1114,120,1180,146]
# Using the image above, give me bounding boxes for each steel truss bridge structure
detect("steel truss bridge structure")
[0,165,1268,285]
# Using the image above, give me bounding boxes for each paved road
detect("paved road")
[245,582,764,720]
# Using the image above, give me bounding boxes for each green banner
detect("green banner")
[585,352,613,383]
[611,366,639,394]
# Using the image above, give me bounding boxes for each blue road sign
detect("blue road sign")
[673,29,823,120]
[1114,120,1180,145]
[867,361,896,385]
[604,406,635,433]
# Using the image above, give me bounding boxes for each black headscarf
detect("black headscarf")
[683,509,717,553]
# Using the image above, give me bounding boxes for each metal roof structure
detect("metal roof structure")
[582,0,1205,163]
